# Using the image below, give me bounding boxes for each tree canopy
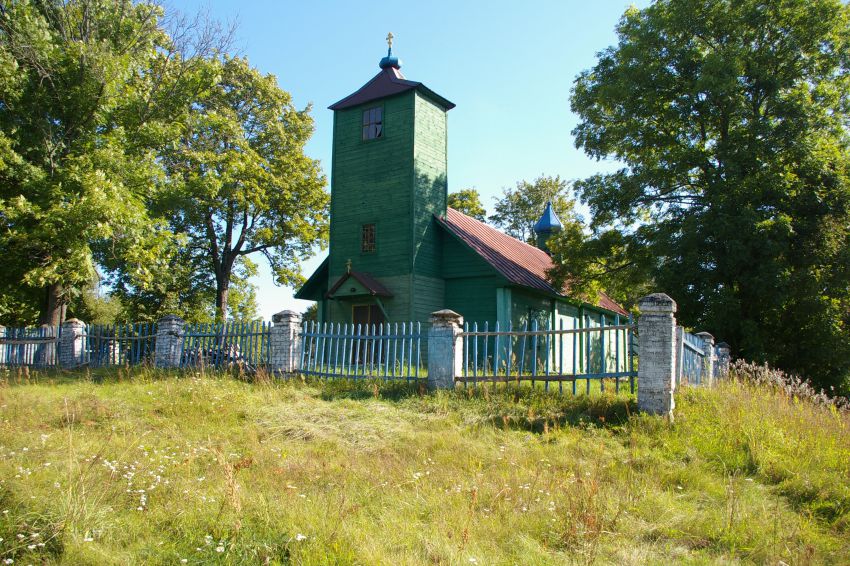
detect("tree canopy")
[156,55,327,321]
[0,1,326,325]
[560,0,850,390]
[447,188,487,221]
[0,0,229,325]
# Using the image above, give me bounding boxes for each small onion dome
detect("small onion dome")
[534,201,563,235]
[534,201,563,254]
[379,32,402,70]
[379,48,401,70]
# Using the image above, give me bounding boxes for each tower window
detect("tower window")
[361,223,376,253]
[362,107,383,140]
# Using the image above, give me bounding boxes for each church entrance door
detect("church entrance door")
[352,304,385,329]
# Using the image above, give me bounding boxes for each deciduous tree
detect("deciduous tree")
[0,0,224,325]
[564,0,850,390]
[158,56,328,321]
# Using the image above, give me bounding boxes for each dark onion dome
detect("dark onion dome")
[379,48,401,70]
[533,201,563,235]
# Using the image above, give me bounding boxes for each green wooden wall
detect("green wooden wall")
[323,89,451,324]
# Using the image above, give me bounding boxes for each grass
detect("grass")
[0,366,847,565]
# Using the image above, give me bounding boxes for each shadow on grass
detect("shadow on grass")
[311,375,637,433]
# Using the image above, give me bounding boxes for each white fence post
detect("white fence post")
[59,319,86,368]
[637,294,677,419]
[715,342,731,379]
[427,309,463,390]
[271,310,303,375]
[0,325,5,367]
[155,315,185,368]
[695,332,715,386]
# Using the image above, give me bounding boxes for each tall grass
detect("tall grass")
[0,365,847,564]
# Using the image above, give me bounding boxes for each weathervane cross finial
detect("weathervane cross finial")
[346,258,352,273]
[386,32,394,50]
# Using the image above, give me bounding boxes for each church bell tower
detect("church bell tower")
[298,35,455,325]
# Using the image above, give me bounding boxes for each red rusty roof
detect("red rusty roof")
[437,208,628,316]
[329,66,455,111]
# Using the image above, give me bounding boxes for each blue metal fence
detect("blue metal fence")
[0,326,60,368]
[180,321,271,370]
[458,317,638,394]
[299,322,423,380]
[85,323,157,367]
[677,327,706,385]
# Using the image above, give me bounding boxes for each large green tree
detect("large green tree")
[0,0,218,325]
[158,56,328,321]
[563,0,850,389]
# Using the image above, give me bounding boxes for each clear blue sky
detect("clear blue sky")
[169,0,650,319]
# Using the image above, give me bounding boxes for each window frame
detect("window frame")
[360,222,377,254]
[361,105,384,141]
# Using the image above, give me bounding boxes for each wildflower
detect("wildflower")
[181,560,188,564]
[295,534,307,541]
[3,558,13,564]
[215,546,224,553]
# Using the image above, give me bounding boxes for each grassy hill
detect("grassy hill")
[0,367,847,565]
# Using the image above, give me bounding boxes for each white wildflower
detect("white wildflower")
[295,533,307,542]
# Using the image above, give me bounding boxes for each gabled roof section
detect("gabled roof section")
[326,271,393,299]
[294,257,329,300]
[328,66,455,111]
[436,208,628,316]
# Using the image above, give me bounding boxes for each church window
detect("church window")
[362,107,383,140]
[361,223,376,253]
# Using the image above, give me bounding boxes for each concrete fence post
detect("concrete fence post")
[715,342,731,379]
[155,315,185,368]
[695,332,715,386]
[59,319,86,368]
[637,294,677,419]
[271,310,303,375]
[427,309,464,391]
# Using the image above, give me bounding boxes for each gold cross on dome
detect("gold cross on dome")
[386,32,394,49]
[346,258,352,273]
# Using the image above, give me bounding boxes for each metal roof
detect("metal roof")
[437,208,628,316]
[328,66,455,111]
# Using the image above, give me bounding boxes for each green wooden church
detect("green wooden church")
[296,38,627,331]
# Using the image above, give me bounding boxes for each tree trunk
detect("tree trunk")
[215,274,231,322]
[41,283,66,326]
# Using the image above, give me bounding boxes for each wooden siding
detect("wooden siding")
[329,92,416,280]
[444,276,502,326]
[412,92,448,280]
